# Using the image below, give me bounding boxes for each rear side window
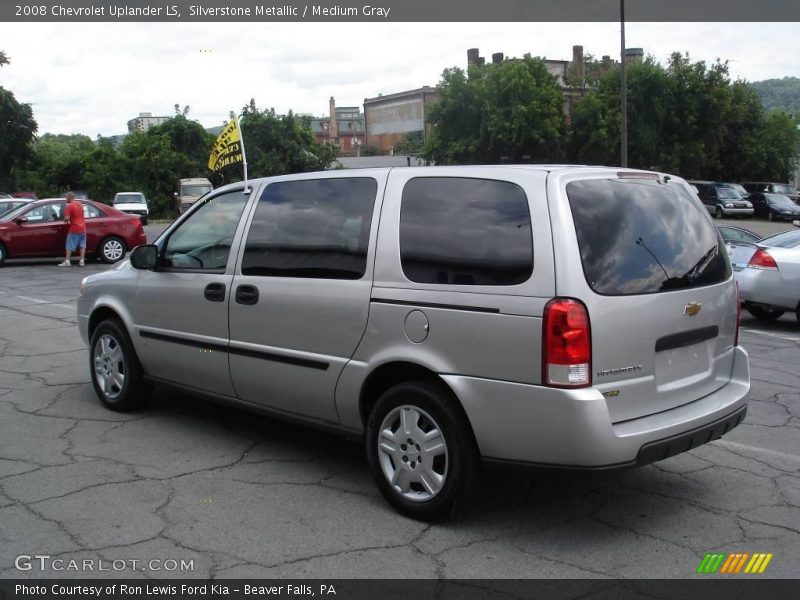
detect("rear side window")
[399,177,533,286]
[567,179,730,295]
[241,178,377,279]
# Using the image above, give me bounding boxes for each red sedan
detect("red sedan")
[0,198,147,266]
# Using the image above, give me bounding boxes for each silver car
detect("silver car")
[729,228,800,322]
[78,166,750,520]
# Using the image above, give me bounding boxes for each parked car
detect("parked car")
[688,181,753,218]
[0,192,11,199]
[717,225,761,245]
[729,228,800,322]
[0,198,33,219]
[113,192,150,225]
[741,182,800,205]
[748,193,800,221]
[77,166,749,520]
[0,198,146,266]
[12,191,38,200]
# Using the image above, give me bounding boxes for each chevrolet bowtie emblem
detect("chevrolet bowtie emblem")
[684,302,702,316]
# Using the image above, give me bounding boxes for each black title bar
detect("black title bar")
[2,0,800,22]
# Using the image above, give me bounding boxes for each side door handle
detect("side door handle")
[235,284,259,305]
[204,282,226,302]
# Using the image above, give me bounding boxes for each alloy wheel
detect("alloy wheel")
[93,334,125,399]
[377,404,449,502]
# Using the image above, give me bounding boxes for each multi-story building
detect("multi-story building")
[309,98,366,157]
[363,87,439,154]
[127,112,170,133]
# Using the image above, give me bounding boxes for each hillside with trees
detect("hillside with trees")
[749,76,800,113]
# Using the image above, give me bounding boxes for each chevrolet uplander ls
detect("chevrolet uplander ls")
[78,166,750,520]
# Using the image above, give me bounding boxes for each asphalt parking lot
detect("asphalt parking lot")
[0,220,798,580]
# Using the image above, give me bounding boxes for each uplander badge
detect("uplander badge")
[596,365,643,377]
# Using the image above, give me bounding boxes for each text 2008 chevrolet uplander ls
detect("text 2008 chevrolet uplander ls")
[78,166,750,520]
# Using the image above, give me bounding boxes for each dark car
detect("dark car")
[717,225,762,245]
[741,182,800,205]
[0,198,147,266]
[748,193,800,222]
[688,181,753,218]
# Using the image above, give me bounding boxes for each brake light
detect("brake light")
[734,281,741,347]
[543,298,591,387]
[747,249,778,270]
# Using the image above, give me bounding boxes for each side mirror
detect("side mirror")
[14,217,28,224]
[130,244,158,269]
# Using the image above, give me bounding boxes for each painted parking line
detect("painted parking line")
[16,295,76,311]
[742,328,800,343]
[714,439,800,464]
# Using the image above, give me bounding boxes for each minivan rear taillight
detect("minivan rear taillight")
[543,298,591,387]
[747,249,778,270]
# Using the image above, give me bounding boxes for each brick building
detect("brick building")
[309,97,366,157]
[363,87,439,154]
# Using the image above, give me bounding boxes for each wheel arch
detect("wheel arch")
[358,361,478,446]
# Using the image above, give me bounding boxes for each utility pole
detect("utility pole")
[620,0,628,168]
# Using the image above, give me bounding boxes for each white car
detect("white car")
[112,192,149,225]
[729,228,800,322]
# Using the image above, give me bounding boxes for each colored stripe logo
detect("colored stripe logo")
[697,552,773,574]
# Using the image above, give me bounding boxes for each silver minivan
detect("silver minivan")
[78,166,750,520]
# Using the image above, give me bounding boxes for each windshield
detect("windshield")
[766,194,797,208]
[567,178,730,295]
[181,185,212,197]
[0,204,31,221]
[115,194,145,204]
[773,184,796,195]
[717,188,741,199]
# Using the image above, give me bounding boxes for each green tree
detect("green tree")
[392,131,424,156]
[218,99,337,183]
[424,55,566,165]
[119,115,214,217]
[14,134,94,197]
[570,52,799,181]
[0,50,37,190]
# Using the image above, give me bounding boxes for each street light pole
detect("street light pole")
[620,0,628,168]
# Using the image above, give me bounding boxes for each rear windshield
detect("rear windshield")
[761,229,800,248]
[567,179,730,295]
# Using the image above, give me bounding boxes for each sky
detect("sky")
[1,21,799,138]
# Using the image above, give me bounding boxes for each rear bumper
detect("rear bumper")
[446,345,749,468]
[735,268,796,311]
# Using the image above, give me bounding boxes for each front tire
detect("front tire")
[90,319,150,411]
[746,305,785,321]
[715,207,723,219]
[0,242,6,266]
[99,236,126,263]
[365,381,480,521]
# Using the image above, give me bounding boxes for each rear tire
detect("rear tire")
[0,242,6,266]
[90,319,150,411]
[365,380,480,521]
[98,236,126,263]
[767,211,774,222]
[746,305,785,321]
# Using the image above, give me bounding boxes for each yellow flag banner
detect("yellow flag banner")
[208,119,243,171]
